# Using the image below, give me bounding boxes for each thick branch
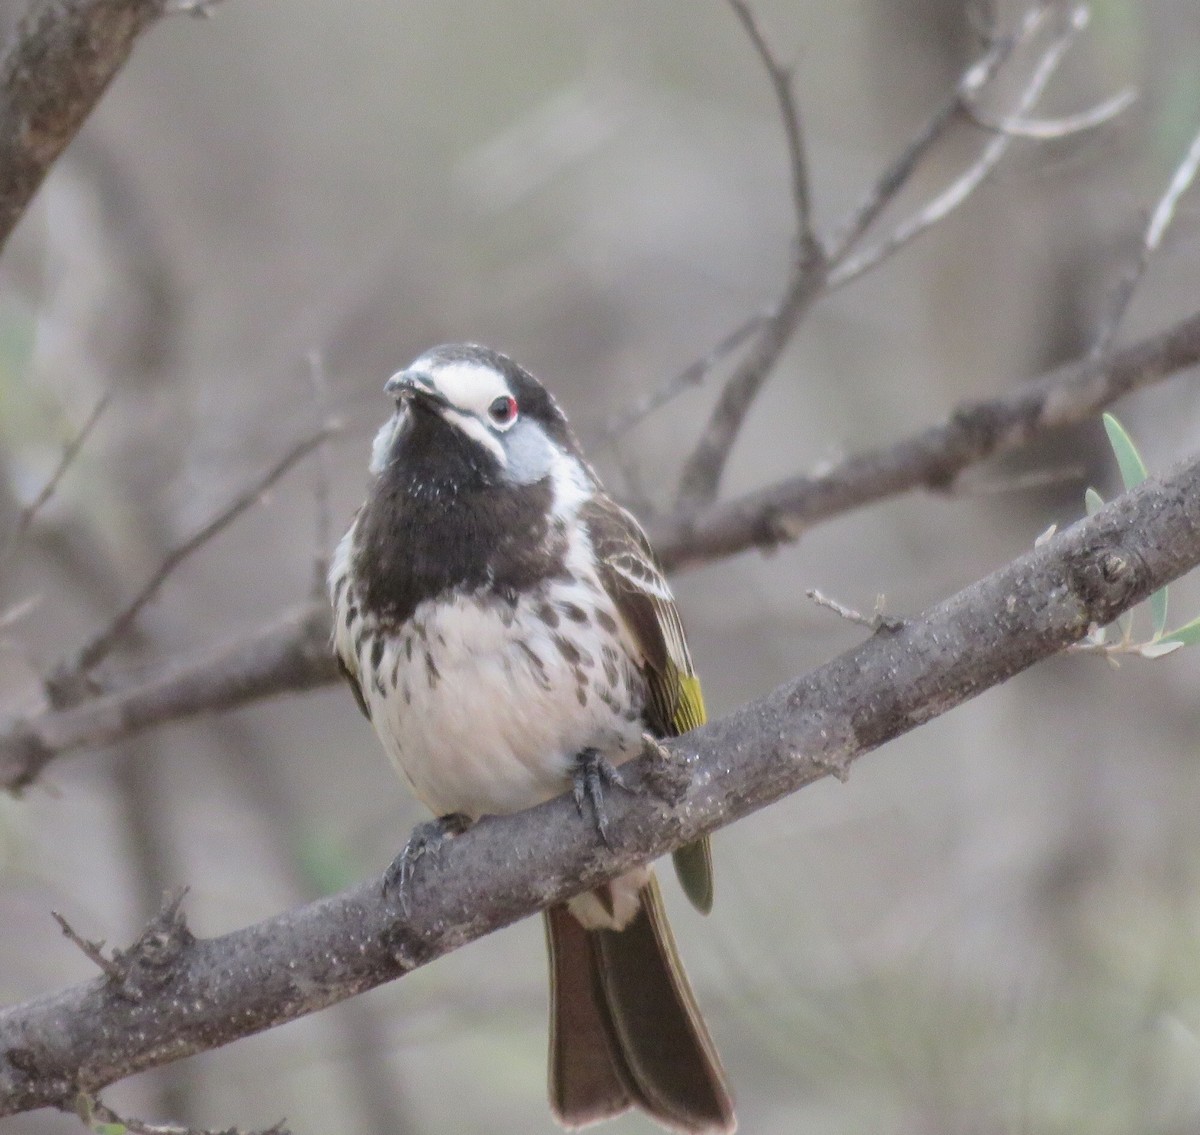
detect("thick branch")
[3,451,1200,1117]
[0,0,169,256]
[2,310,1199,788]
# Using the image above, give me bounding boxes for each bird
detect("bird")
[329,343,735,1134]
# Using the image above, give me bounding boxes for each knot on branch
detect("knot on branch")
[54,888,194,1003]
[637,735,691,805]
[1067,538,1146,625]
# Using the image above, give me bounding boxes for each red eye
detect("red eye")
[488,395,518,425]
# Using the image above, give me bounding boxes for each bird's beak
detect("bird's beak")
[384,369,448,409]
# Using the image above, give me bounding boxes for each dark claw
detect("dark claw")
[383,813,471,913]
[572,748,636,848]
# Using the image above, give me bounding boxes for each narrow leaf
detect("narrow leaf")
[1084,487,1105,516]
[1102,412,1149,490]
[1162,614,1200,647]
[1138,640,1184,659]
[1150,584,1170,640]
[1100,415,1167,636]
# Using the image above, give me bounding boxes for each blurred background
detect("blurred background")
[2,0,1200,1132]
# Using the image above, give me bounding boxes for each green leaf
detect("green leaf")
[1084,487,1105,516]
[1102,412,1149,490]
[1162,614,1200,647]
[1101,414,1168,636]
[93,1124,126,1135]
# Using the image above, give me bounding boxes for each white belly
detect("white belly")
[357,585,646,820]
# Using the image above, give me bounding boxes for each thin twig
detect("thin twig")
[674,0,829,510]
[1091,123,1200,357]
[829,3,1091,289]
[602,313,765,441]
[965,85,1135,139]
[672,2,1073,510]
[305,352,334,598]
[62,424,337,679]
[724,0,816,251]
[805,588,889,630]
[84,1097,289,1135]
[4,391,111,555]
[50,911,123,982]
[825,0,1054,266]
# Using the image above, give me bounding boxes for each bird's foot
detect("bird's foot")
[572,748,639,847]
[383,812,472,914]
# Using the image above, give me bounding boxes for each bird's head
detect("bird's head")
[371,344,581,487]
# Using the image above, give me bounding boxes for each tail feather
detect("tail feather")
[545,904,635,1127]
[546,874,735,1133]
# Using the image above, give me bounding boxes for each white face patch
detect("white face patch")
[441,406,506,465]
[412,356,517,430]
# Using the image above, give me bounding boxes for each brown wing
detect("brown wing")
[581,493,714,914]
[580,494,698,739]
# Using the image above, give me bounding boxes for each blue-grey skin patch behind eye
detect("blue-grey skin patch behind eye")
[502,417,556,485]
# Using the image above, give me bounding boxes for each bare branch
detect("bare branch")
[0,0,171,257]
[4,391,111,556]
[829,3,1092,290]
[651,308,1200,572]
[1092,123,1200,357]
[2,310,1199,789]
[3,454,1200,1117]
[671,1,1087,510]
[57,423,336,681]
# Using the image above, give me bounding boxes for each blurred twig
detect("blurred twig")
[306,351,334,598]
[4,453,1200,1117]
[1091,123,1200,358]
[964,85,1135,140]
[669,1,1128,510]
[3,307,1199,789]
[3,391,110,559]
[674,0,826,511]
[828,3,1107,288]
[82,1095,288,1135]
[53,423,337,685]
